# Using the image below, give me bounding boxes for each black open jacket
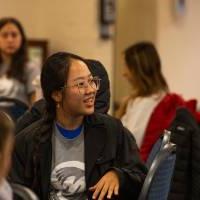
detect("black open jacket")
[168,108,200,200]
[10,113,147,200]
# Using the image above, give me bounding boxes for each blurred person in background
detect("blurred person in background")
[116,41,199,161]
[0,111,14,200]
[0,17,40,106]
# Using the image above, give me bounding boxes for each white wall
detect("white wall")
[115,0,200,106]
[114,0,157,102]
[0,0,114,100]
[2,0,200,108]
[157,0,200,101]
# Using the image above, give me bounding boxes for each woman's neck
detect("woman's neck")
[56,112,84,130]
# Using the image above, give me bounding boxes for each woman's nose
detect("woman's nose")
[6,35,14,42]
[85,83,96,94]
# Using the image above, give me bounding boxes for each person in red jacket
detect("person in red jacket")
[116,41,198,161]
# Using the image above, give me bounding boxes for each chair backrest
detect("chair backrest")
[146,130,171,168]
[11,183,39,200]
[138,142,176,200]
[0,97,28,122]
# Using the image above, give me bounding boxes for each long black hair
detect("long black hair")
[31,52,88,189]
[0,17,27,83]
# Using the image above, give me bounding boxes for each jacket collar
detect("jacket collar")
[38,113,105,142]
[84,113,105,126]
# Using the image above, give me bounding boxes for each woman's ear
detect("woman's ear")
[51,90,62,104]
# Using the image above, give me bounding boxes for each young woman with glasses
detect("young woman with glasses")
[10,52,147,200]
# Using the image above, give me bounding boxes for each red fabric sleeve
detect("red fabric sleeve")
[140,93,198,161]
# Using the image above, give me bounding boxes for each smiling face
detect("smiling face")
[52,59,97,119]
[0,22,22,57]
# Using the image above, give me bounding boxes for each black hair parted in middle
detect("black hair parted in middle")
[0,17,27,83]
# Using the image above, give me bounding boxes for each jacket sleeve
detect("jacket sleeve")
[16,99,46,134]
[113,121,148,199]
[9,131,34,188]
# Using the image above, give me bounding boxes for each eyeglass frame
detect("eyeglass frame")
[60,76,101,95]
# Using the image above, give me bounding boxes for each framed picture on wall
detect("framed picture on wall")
[27,39,48,68]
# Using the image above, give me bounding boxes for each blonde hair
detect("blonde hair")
[116,42,168,118]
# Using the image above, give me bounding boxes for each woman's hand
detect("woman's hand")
[89,170,119,200]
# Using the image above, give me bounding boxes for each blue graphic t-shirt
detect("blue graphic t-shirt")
[51,122,86,200]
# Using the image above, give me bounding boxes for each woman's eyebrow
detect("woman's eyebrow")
[72,74,92,82]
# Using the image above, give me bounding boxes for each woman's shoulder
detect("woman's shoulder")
[90,113,123,133]
[16,118,48,143]
[25,60,41,68]
[24,60,41,74]
[92,112,120,123]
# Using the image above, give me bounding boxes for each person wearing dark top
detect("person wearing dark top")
[10,52,147,200]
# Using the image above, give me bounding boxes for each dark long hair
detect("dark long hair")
[40,52,88,120]
[0,17,27,82]
[31,52,88,190]
[124,41,168,97]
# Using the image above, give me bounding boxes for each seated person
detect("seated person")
[116,41,199,161]
[10,52,147,200]
[0,17,40,105]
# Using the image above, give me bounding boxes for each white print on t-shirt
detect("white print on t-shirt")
[51,161,86,200]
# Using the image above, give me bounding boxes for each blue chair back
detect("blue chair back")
[138,143,176,200]
[146,130,171,168]
[0,97,28,122]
